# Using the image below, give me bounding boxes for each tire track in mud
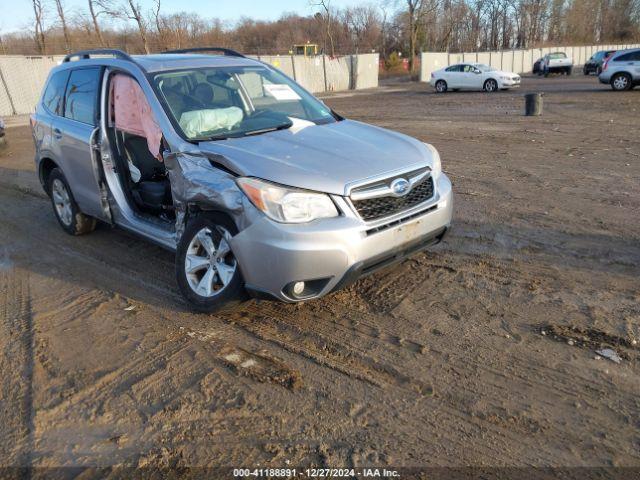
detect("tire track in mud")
[0,268,34,469]
[0,187,180,307]
[226,305,435,396]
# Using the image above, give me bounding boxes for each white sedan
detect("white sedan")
[430,63,521,93]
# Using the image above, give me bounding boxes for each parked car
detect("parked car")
[599,48,640,91]
[430,63,521,93]
[541,52,573,76]
[532,58,543,74]
[583,50,616,75]
[31,48,453,312]
[0,116,5,145]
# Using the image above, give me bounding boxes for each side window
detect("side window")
[614,53,633,62]
[446,65,461,72]
[64,68,101,125]
[631,52,640,61]
[42,71,70,116]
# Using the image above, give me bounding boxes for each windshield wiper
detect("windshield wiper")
[242,121,293,137]
[195,121,293,142]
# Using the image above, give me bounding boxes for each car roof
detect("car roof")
[132,54,262,73]
[609,48,640,59]
[55,52,264,75]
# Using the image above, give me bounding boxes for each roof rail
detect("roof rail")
[63,49,135,63]
[163,47,246,58]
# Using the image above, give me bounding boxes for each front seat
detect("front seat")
[123,135,171,210]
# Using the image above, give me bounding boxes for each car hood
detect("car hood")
[196,119,434,196]
[490,70,519,77]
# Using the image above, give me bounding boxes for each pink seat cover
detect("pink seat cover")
[111,74,163,160]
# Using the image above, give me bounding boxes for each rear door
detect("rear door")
[52,67,105,219]
[35,70,70,169]
[444,65,463,88]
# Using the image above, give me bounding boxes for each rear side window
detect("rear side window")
[614,52,640,62]
[42,71,69,116]
[64,68,101,125]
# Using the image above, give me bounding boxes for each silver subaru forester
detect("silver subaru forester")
[31,48,453,312]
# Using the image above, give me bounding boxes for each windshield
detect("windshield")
[154,65,336,141]
[476,64,495,72]
[549,52,567,59]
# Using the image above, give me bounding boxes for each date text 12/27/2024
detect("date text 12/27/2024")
[233,468,400,478]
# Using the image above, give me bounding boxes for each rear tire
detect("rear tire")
[175,212,247,313]
[611,73,632,91]
[435,80,448,93]
[48,168,96,236]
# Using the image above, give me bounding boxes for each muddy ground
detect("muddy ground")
[0,75,639,475]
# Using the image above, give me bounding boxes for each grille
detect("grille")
[352,176,435,222]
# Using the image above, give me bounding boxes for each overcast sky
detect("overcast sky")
[1,0,376,34]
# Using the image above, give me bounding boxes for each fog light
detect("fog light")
[293,281,305,296]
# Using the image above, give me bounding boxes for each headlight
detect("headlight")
[423,143,442,179]
[237,177,339,223]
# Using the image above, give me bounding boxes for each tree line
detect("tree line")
[0,0,639,71]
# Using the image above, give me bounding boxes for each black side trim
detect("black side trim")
[244,284,282,302]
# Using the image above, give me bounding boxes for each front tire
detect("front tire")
[611,73,632,91]
[435,80,448,93]
[176,212,246,313]
[484,79,498,92]
[48,168,96,235]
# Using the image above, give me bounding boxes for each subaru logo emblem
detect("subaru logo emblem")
[390,178,411,197]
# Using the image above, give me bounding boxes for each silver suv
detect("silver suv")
[31,48,453,312]
[599,48,640,91]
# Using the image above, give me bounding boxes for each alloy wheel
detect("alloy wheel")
[613,75,629,91]
[51,178,73,226]
[184,226,237,298]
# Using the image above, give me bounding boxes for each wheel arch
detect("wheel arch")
[38,157,60,193]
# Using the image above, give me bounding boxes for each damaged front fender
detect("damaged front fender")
[164,151,259,241]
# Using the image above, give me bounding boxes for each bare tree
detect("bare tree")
[32,0,47,54]
[53,0,72,52]
[87,0,110,47]
[110,0,150,53]
[311,0,336,56]
[152,0,167,50]
[404,0,440,73]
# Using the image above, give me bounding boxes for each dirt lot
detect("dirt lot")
[0,75,639,475]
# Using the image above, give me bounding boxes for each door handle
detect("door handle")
[53,128,63,139]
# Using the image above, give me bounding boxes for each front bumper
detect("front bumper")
[230,173,454,302]
[500,78,521,88]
